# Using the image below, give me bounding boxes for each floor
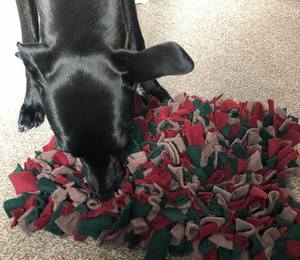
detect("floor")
[0,0,299,259]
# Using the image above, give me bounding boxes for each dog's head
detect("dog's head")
[17,41,194,200]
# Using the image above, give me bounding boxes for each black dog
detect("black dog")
[15,0,194,200]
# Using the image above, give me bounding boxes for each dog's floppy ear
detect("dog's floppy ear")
[16,42,49,85]
[114,41,194,82]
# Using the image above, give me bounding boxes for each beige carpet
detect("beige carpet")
[0,0,299,259]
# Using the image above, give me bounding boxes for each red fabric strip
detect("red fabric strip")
[214,111,228,130]
[195,222,219,240]
[10,171,38,195]
[183,123,205,147]
[53,151,70,166]
[249,186,268,200]
[43,136,57,152]
[281,128,300,146]
[286,240,300,258]
[151,214,173,230]
[32,198,54,230]
[219,99,240,112]
[268,100,275,114]
[251,102,264,121]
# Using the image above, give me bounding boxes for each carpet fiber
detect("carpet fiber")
[0,0,299,259]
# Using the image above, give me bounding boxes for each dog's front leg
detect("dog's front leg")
[122,0,171,101]
[18,76,44,132]
[16,0,45,132]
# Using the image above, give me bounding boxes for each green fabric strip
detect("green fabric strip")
[161,208,187,222]
[159,121,170,131]
[193,99,202,110]
[199,237,213,255]
[128,168,146,183]
[3,193,31,218]
[76,215,114,240]
[218,247,233,259]
[186,146,202,167]
[232,143,250,159]
[148,121,157,136]
[218,152,228,168]
[286,223,300,240]
[249,235,264,256]
[113,205,130,229]
[266,156,278,169]
[75,203,89,214]
[192,168,207,182]
[169,237,193,256]
[263,113,274,127]
[199,103,213,118]
[260,128,274,145]
[45,202,65,236]
[26,193,48,223]
[272,238,290,260]
[144,228,171,260]
[37,178,58,194]
[232,127,248,141]
[172,196,189,207]
[131,200,152,218]
[14,164,23,173]
[147,145,164,160]
[233,243,242,259]
[221,124,232,138]
[229,157,238,176]
[126,230,141,249]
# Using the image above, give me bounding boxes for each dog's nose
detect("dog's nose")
[85,169,115,201]
[81,159,117,201]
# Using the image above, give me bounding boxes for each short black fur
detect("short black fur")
[15,0,194,200]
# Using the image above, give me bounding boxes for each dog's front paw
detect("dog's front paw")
[142,80,171,102]
[153,85,172,102]
[18,103,45,132]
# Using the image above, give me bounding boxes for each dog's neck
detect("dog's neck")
[36,0,127,52]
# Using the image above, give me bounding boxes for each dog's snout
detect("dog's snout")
[80,156,124,201]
